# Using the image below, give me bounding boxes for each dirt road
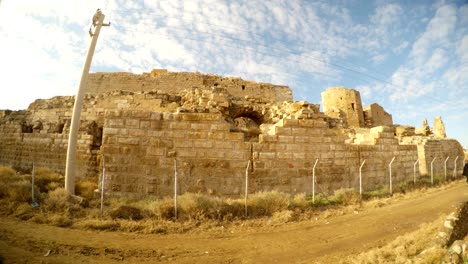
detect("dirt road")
[1,182,467,263]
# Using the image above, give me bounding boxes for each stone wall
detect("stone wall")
[0,72,465,197]
[416,138,464,178]
[102,110,250,195]
[0,118,95,176]
[321,87,365,127]
[363,103,393,127]
[86,70,293,103]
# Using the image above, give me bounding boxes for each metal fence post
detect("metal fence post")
[413,159,419,184]
[245,160,250,217]
[359,160,366,196]
[453,156,459,178]
[444,156,449,181]
[312,159,319,204]
[430,157,436,185]
[100,155,106,216]
[389,157,395,195]
[174,158,178,220]
[31,163,36,206]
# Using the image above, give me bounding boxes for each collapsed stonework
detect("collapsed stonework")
[0,70,464,196]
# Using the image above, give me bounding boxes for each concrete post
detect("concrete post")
[359,160,366,196]
[312,159,319,204]
[430,157,437,185]
[453,156,459,178]
[174,159,178,220]
[389,157,395,195]
[244,160,250,217]
[65,9,110,194]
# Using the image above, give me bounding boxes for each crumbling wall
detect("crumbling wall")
[416,138,464,178]
[0,71,465,197]
[363,103,393,127]
[86,70,293,103]
[0,111,94,175]
[321,87,364,127]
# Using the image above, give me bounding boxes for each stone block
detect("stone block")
[225,132,244,141]
[277,152,294,159]
[103,128,119,135]
[210,123,230,131]
[118,137,139,145]
[170,122,190,130]
[193,140,213,148]
[278,135,294,143]
[275,127,291,135]
[259,134,278,143]
[140,120,151,129]
[190,123,210,131]
[208,132,224,140]
[283,119,299,127]
[128,129,146,136]
[187,132,207,140]
[177,149,197,157]
[206,151,225,158]
[259,152,276,159]
[125,119,140,128]
[108,119,124,128]
[294,136,309,143]
[147,147,165,156]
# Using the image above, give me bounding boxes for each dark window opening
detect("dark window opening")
[242,85,245,90]
[21,123,32,133]
[214,83,219,87]
[56,123,65,133]
[351,103,355,110]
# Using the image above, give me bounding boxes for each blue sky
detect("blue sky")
[0,0,467,148]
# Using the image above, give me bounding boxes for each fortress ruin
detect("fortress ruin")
[0,69,464,196]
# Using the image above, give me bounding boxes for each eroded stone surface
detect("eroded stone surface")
[0,70,464,196]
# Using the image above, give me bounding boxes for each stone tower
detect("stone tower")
[434,116,447,138]
[321,87,365,127]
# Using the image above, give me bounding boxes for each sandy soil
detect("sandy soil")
[0,182,467,264]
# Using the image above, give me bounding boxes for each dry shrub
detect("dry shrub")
[44,188,71,211]
[43,187,84,217]
[154,197,175,220]
[290,193,310,210]
[75,179,97,200]
[6,181,34,203]
[49,213,73,227]
[218,199,244,221]
[271,210,293,224]
[177,193,223,220]
[33,167,64,193]
[332,188,361,206]
[109,205,143,220]
[247,191,290,217]
[13,203,35,220]
[0,166,16,180]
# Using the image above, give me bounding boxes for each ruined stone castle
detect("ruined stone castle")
[0,69,464,196]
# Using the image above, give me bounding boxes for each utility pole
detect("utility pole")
[65,9,110,194]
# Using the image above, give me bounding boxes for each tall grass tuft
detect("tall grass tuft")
[247,191,290,217]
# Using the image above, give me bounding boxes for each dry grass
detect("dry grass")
[33,167,64,193]
[75,179,97,200]
[340,215,446,263]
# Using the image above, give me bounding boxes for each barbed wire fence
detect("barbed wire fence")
[2,154,466,219]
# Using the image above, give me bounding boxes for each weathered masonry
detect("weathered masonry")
[0,69,464,196]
